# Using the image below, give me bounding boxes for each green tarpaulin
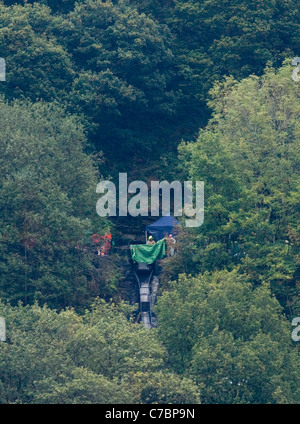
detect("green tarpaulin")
[130,239,166,264]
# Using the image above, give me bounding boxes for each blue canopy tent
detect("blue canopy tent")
[145,215,179,242]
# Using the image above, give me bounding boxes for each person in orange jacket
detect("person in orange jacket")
[92,233,102,255]
[103,232,112,255]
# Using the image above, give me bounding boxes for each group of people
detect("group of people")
[91,231,176,257]
[147,233,176,257]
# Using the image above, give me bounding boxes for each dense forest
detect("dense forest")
[0,0,299,404]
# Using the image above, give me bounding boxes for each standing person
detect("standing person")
[147,235,156,245]
[92,233,102,255]
[104,232,112,255]
[166,234,176,256]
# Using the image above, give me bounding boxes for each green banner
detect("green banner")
[130,239,166,264]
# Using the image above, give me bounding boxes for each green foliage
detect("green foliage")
[0,2,74,101]
[0,299,199,404]
[177,63,300,314]
[1,0,78,14]
[168,0,300,127]
[67,0,179,165]
[0,0,183,174]
[0,98,119,310]
[1,0,299,176]
[0,0,299,406]
[124,371,200,404]
[156,270,300,404]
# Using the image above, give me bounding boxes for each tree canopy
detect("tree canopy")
[0,299,200,404]
[156,270,300,404]
[171,63,300,315]
[0,0,299,405]
[0,98,121,310]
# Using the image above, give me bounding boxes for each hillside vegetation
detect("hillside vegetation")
[0,0,299,404]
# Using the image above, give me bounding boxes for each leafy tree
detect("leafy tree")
[2,0,78,14]
[124,370,200,404]
[0,299,199,404]
[177,63,300,314]
[0,98,119,310]
[156,270,300,404]
[0,2,74,101]
[0,0,182,175]
[168,0,300,127]
[67,0,180,166]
